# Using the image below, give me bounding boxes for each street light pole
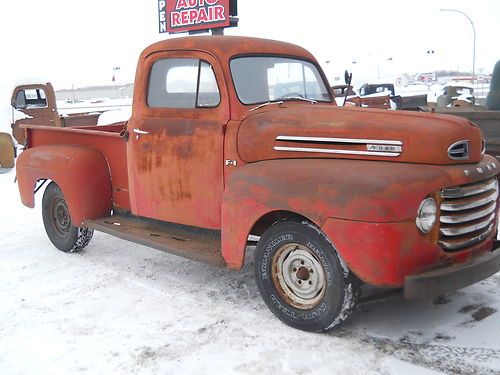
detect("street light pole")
[440,8,476,86]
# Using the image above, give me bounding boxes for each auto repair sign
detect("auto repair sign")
[158,0,230,33]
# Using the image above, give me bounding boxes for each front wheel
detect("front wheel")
[254,220,358,332]
[42,182,93,252]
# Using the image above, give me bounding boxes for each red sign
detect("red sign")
[159,0,231,34]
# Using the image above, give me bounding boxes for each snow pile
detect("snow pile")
[97,108,132,125]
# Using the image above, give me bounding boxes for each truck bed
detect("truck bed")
[23,122,130,210]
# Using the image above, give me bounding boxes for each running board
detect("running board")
[84,214,225,267]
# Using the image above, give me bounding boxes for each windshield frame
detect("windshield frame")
[229,54,333,106]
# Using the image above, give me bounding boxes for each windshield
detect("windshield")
[230,56,332,105]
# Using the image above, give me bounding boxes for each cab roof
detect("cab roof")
[140,35,316,63]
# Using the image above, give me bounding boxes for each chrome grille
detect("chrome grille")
[447,140,469,160]
[439,177,498,251]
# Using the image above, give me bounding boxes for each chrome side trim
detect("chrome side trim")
[439,224,495,250]
[440,203,497,224]
[440,213,495,236]
[273,146,400,157]
[276,135,402,145]
[441,178,498,199]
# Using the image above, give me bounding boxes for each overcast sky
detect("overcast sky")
[0,0,499,92]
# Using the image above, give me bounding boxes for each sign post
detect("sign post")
[158,0,238,35]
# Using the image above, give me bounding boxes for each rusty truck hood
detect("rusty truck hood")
[237,104,483,165]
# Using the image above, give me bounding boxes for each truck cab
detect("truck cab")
[126,37,332,229]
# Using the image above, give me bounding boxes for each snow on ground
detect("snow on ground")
[0,167,499,375]
[57,98,132,116]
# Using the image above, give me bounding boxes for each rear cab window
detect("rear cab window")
[14,88,48,110]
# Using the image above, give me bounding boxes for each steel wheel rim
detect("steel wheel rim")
[272,243,326,309]
[51,197,71,237]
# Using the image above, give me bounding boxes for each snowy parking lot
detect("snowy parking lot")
[1,167,499,375]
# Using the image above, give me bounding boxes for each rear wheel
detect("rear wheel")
[254,220,358,332]
[42,182,93,252]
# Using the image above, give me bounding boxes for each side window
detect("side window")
[375,86,390,93]
[15,91,27,109]
[148,58,220,109]
[303,65,323,98]
[198,61,221,107]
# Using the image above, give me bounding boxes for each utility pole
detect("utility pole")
[440,9,476,87]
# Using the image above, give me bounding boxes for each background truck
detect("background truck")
[430,107,500,158]
[423,82,500,158]
[16,36,500,332]
[10,83,102,145]
[354,82,428,110]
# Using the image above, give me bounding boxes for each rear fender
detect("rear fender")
[16,144,112,225]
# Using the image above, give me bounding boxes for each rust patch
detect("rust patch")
[176,141,193,158]
[154,152,163,168]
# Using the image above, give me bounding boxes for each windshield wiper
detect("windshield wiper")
[249,101,283,112]
[249,97,317,112]
[280,96,317,104]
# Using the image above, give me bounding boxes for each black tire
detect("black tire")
[254,220,359,332]
[42,182,93,253]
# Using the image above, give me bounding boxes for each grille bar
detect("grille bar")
[440,213,495,236]
[440,202,497,224]
[439,224,495,251]
[442,178,497,198]
[440,190,498,211]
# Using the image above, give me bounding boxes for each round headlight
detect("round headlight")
[416,197,437,233]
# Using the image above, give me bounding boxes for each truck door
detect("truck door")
[127,51,229,230]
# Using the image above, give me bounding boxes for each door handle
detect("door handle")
[132,128,148,140]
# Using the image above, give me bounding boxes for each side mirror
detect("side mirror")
[344,70,350,85]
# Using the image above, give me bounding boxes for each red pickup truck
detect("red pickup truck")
[16,36,500,332]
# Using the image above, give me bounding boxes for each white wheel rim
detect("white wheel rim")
[273,243,326,309]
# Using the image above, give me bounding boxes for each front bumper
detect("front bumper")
[405,243,500,299]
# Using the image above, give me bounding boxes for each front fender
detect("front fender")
[16,144,112,226]
[221,157,498,269]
